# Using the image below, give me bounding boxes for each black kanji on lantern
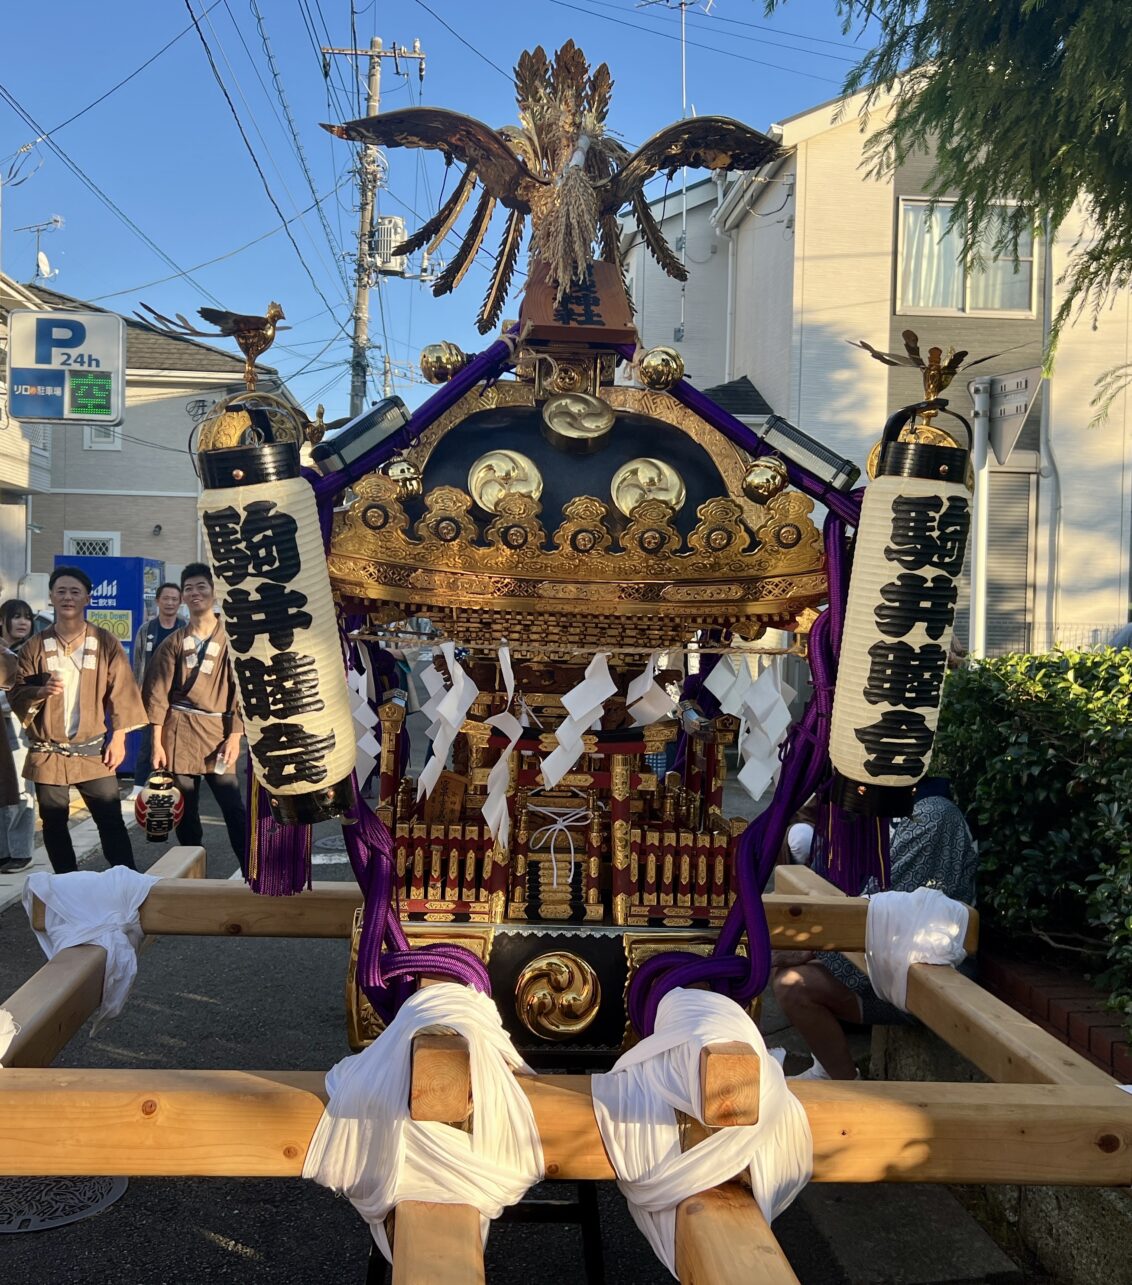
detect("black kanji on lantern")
[874,573,957,641]
[553,266,605,326]
[863,640,947,708]
[234,651,324,720]
[202,501,301,587]
[854,709,934,778]
[224,583,312,654]
[884,495,970,576]
[252,722,336,788]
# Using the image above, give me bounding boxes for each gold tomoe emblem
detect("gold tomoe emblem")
[542,392,616,452]
[468,449,544,513]
[611,457,686,517]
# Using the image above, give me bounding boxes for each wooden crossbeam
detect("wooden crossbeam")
[676,1185,800,1285]
[410,1032,472,1124]
[31,877,977,953]
[773,865,1115,1089]
[700,1042,760,1127]
[1,1070,1128,1186]
[5,847,207,1068]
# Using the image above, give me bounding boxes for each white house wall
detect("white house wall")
[1043,202,1132,629]
[732,154,796,412]
[784,115,893,476]
[625,183,729,389]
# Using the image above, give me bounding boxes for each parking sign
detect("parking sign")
[5,309,126,425]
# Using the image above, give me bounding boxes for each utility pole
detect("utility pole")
[323,37,425,417]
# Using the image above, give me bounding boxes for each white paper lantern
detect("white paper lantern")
[830,433,970,815]
[198,442,356,824]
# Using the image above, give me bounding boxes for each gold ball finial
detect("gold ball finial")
[742,457,790,505]
[381,457,423,500]
[420,341,469,384]
[637,346,685,392]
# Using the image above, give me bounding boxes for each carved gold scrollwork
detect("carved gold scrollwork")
[515,952,602,1041]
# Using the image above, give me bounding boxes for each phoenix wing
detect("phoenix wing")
[599,117,781,213]
[323,106,546,209]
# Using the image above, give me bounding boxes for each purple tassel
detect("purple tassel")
[244,774,312,896]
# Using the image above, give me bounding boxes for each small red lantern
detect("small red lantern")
[134,772,185,842]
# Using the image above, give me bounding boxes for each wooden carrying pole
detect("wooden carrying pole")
[26,877,977,954]
[2,1070,1130,1186]
[3,847,206,1068]
[772,864,1115,1089]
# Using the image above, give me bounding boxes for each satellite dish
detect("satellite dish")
[36,250,56,280]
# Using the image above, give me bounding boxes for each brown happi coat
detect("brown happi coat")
[10,626,147,785]
[143,624,244,775]
[0,648,22,806]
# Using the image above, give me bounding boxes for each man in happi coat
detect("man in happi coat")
[143,562,246,869]
[10,565,146,874]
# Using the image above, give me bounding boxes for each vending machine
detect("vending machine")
[52,555,165,776]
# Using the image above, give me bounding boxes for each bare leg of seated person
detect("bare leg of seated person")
[772,962,863,1080]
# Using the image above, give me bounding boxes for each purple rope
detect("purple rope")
[342,780,491,1023]
[628,506,860,1034]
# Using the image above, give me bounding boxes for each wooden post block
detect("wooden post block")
[392,1200,484,1285]
[410,1033,472,1124]
[700,1042,760,1127]
[675,1184,800,1284]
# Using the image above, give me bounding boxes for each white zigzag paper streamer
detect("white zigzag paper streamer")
[417,642,480,801]
[540,652,615,789]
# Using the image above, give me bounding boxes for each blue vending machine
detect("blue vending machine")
[52,555,165,777]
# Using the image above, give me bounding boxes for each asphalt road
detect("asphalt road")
[0,793,851,1285]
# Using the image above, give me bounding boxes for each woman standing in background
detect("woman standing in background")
[0,599,35,873]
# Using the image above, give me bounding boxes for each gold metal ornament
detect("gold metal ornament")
[637,346,685,392]
[611,457,686,517]
[542,392,616,452]
[382,457,423,500]
[468,449,544,513]
[742,456,789,505]
[515,951,601,1041]
[194,391,306,453]
[420,341,470,384]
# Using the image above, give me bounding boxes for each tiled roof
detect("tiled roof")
[700,374,774,418]
[14,286,277,377]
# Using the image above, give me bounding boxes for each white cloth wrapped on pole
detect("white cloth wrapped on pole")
[303,982,544,1261]
[591,988,813,1278]
[865,885,970,1011]
[22,867,161,1030]
[0,1008,19,1065]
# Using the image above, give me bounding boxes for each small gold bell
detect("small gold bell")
[383,457,423,500]
[420,341,469,384]
[637,346,685,391]
[742,456,789,504]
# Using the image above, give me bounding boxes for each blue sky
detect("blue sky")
[0,0,874,415]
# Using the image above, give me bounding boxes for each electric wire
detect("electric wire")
[182,0,343,319]
[0,0,225,166]
[545,0,842,84]
[0,81,225,307]
[409,0,512,81]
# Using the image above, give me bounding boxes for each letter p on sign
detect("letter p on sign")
[35,318,86,364]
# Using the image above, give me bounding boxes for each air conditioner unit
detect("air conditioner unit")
[372,216,408,276]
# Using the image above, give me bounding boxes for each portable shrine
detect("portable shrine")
[2,39,1130,1285]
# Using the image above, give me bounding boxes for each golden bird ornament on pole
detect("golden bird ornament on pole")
[135,301,290,393]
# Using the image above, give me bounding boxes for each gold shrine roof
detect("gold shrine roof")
[328,380,827,654]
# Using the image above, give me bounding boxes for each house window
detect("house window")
[898,200,1035,315]
[64,531,119,558]
[83,423,120,450]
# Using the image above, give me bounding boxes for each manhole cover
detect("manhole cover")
[314,836,348,852]
[0,1177,128,1233]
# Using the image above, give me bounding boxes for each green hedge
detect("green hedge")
[934,648,1132,1022]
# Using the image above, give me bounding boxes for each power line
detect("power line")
[241,0,353,297]
[593,0,859,62]
[0,0,225,166]
[409,0,512,81]
[544,0,842,84]
[182,0,342,317]
[86,179,350,302]
[0,81,224,307]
